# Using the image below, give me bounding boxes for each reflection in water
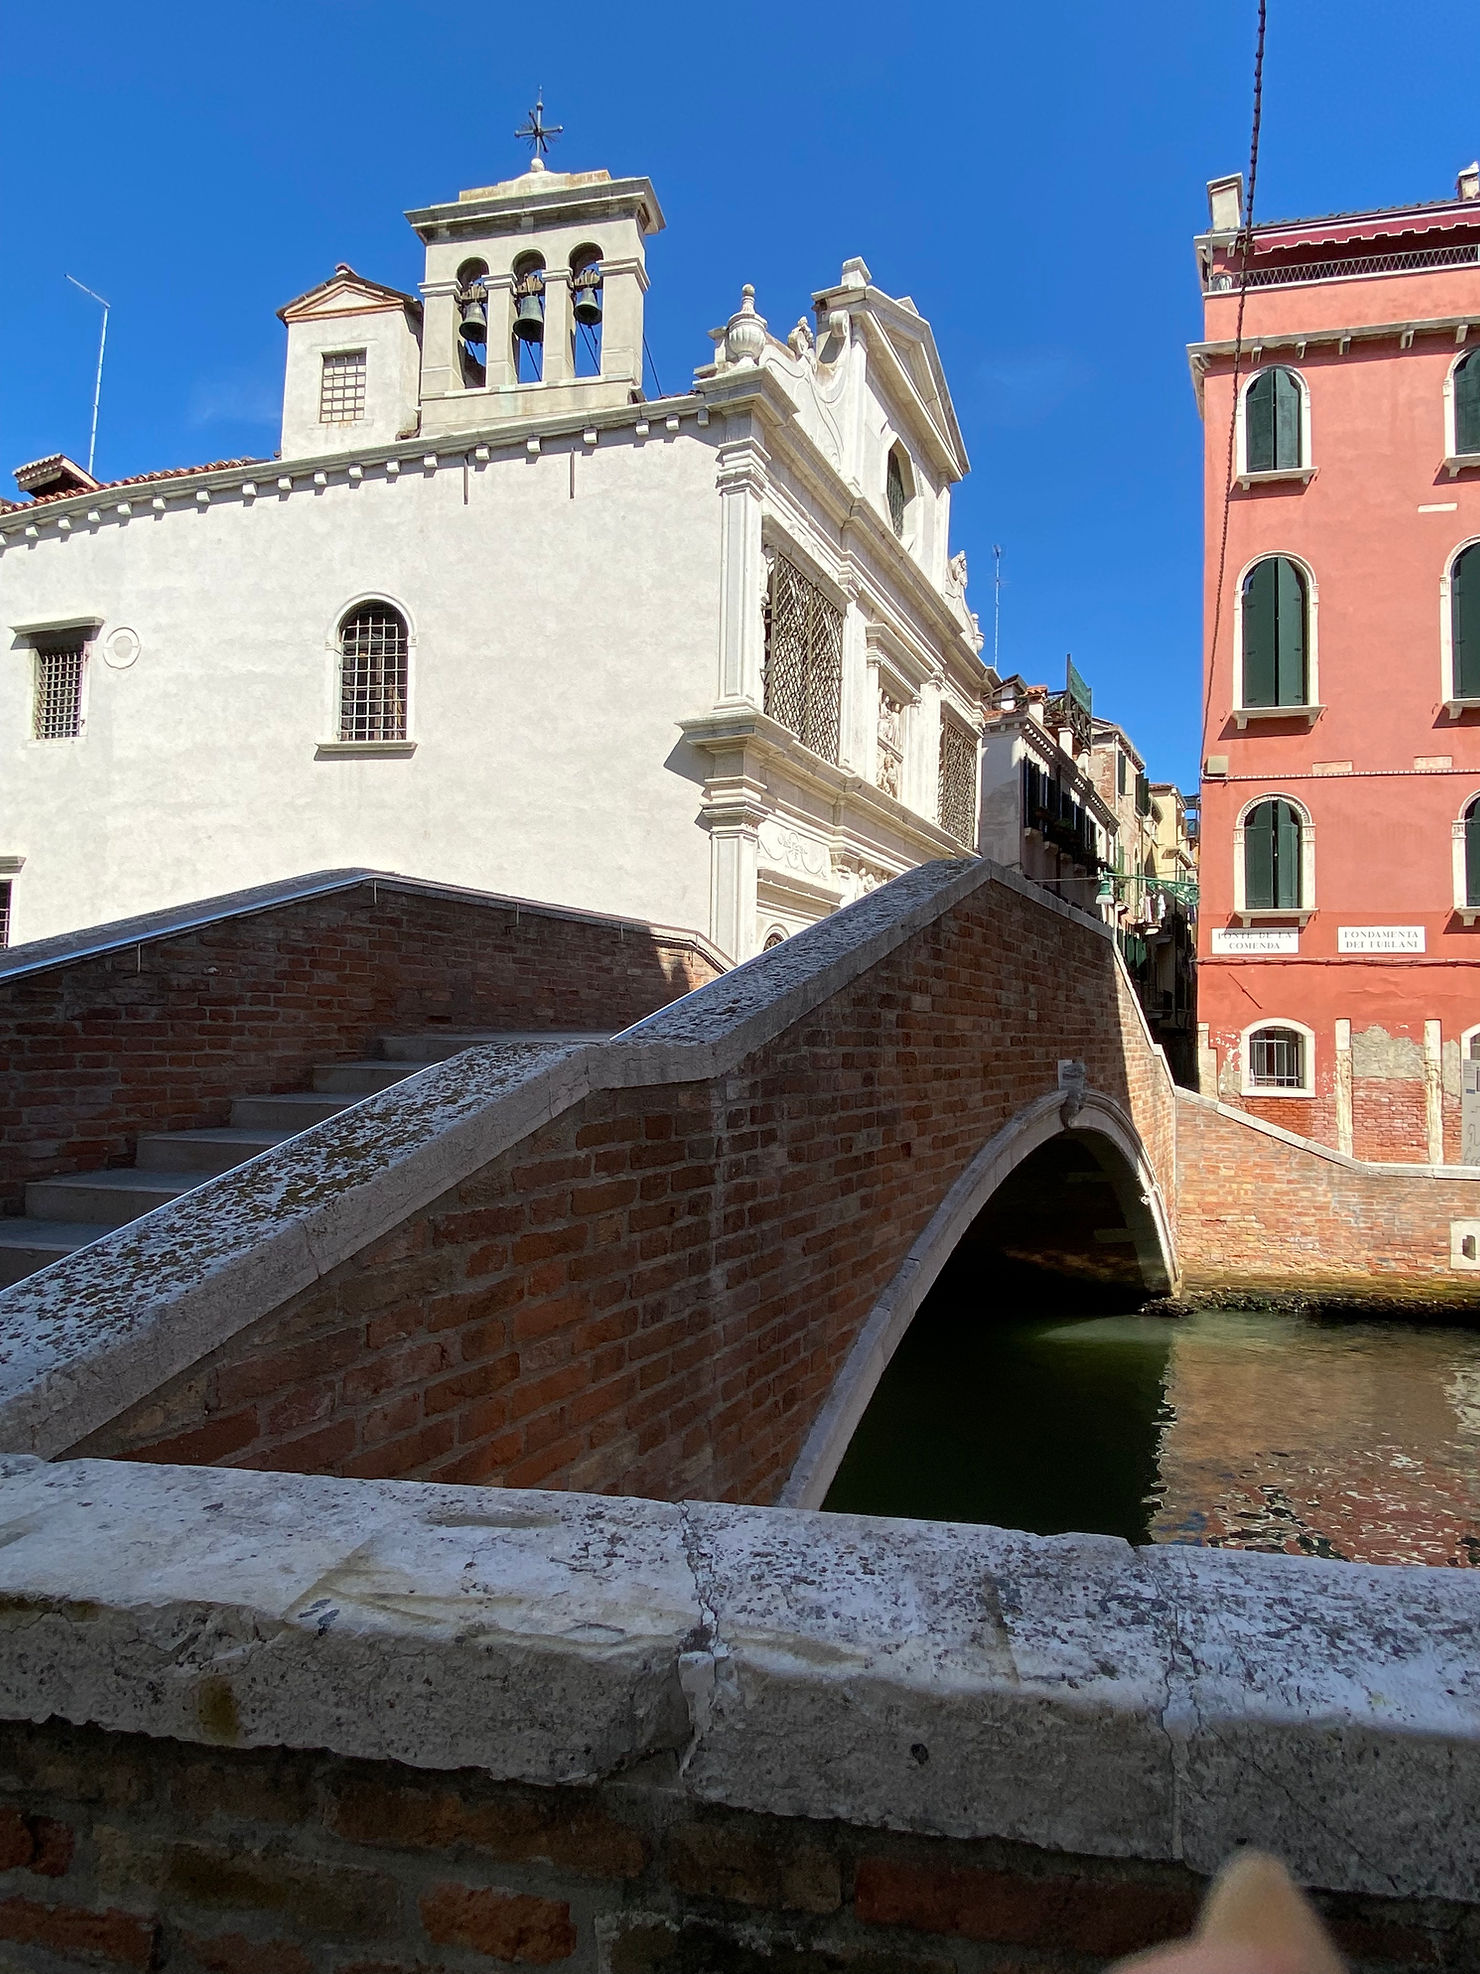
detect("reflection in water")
[823,1303,1480,1567]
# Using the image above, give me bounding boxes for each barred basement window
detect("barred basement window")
[763,554,842,764]
[338,603,408,741]
[1248,1025,1305,1091]
[0,881,10,948]
[33,641,86,739]
[320,350,367,424]
[938,718,978,848]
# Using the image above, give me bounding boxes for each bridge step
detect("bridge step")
[0,1031,613,1289]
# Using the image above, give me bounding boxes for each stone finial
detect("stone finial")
[723,286,767,367]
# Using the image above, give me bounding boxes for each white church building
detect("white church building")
[0,156,989,961]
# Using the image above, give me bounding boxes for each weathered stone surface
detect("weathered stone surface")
[0,1458,1476,1903]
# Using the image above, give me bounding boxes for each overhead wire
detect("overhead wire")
[1202,0,1269,757]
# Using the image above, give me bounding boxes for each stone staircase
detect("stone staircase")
[0,1030,609,1290]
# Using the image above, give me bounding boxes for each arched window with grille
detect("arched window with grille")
[1455,350,1480,458]
[885,444,912,537]
[1243,797,1304,911]
[1240,555,1309,708]
[1451,543,1480,700]
[1246,1024,1308,1093]
[1244,366,1304,473]
[338,602,408,743]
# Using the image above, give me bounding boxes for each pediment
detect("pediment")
[278,265,419,325]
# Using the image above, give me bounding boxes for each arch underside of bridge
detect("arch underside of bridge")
[782,1090,1177,1510]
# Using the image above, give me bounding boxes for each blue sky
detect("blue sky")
[3,2,1477,791]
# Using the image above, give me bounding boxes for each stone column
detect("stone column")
[714,434,769,708]
[1334,1019,1353,1156]
[596,256,647,395]
[1425,1018,1445,1164]
[836,576,866,776]
[542,273,573,387]
[418,280,462,403]
[1196,1022,1218,1098]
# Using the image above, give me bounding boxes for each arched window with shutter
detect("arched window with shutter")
[1243,797,1304,911]
[338,602,409,742]
[1451,543,1480,700]
[1244,366,1304,473]
[1466,796,1480,909]
[1240,555,1309,708]
[1455,351,1480,458]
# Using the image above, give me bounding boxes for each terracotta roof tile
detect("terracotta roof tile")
[2,456,269,515]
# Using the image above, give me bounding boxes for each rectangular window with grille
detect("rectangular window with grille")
[33,642,86,740]
[763,554,843,764]
[0,881,10,949]
[938,718,978,848]
[339,606,408,741]
[320,349,367,424]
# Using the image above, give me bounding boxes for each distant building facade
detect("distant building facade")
[1193,165,1480,1159]
[978,674,1117,919]
[0,160,986,958]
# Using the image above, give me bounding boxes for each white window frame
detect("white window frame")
[1232,789,1316,923]
[1232,550,1321,727]
[1452,788,1480,922]
[1240,1017,1316,1099]
[1460,1022,1480,1060]
[315,592,417,757]
[1235,364,1314,486]
[1439,534,1480,711]
[883,438,917,546]
[1442,347,1480,471]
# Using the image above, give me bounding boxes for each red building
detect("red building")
[1194,165,1480,1162]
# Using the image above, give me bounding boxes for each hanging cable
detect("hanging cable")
[1203,0,1269,746]
[643,333,665,400]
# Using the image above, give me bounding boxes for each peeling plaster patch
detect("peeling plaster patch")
[1351,1026,1426,1081]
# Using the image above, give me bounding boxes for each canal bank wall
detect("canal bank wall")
[0,1456,1474,1972]
[1175,1088,1480,1306]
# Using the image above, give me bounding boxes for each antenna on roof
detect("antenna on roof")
[515,92,563,169]
[992,545,1003,669]
[65,276,110,479]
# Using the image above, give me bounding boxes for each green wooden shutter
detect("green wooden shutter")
[1455,545,1480,698]
[1274,800,1302,908]
[1246,371,1275,473]
[1242,561,1277,705]
[1275,557,1307,705]
[1245,800,1275,908]
[1467,803,1480,907]
[1457,354,1480,457]
[1274,368,1302,469]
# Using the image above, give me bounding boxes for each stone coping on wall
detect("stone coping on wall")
[0,1454,1474,1906]
[1179,1086,1480,1182]
[0,854,1127,1459]
[0,866,731,986]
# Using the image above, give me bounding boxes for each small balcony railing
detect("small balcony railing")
[1205,240,1480,294]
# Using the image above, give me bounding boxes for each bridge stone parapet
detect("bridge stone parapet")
[0,857,1175,1503]
[0,1456,1473,1966]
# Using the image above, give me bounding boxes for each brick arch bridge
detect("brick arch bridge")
[0,856,1182,1505]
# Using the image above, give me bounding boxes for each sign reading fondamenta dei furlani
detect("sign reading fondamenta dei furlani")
[1337,926,1427,954]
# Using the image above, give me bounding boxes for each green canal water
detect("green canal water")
[823,1301,1480,1566]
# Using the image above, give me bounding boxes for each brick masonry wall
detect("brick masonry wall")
[74,880,1177,1506]
[1175,1090,1480,1300]
[0,1718,1466,1974]
[0,882,720,1217]
[1354,1080,1431,1164]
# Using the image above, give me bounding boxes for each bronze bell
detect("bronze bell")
[513,291,545,343]
[457,296,488,345]
[572,279,603,327]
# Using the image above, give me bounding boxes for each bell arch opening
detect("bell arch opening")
[782,1097,1177,1524]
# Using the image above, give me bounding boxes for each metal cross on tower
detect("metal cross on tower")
[515,93,563,159]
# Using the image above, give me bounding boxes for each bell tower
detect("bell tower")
[406,159,665,436]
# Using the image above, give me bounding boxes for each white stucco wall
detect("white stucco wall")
[280,304,422,460]
[0,428,720,945]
